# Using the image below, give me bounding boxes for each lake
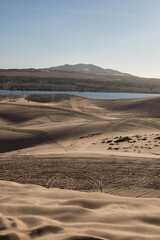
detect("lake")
[0,90,160,100]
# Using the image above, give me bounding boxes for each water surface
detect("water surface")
[0,90,159,100]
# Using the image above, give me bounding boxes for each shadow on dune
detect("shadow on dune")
[0,94,160,153]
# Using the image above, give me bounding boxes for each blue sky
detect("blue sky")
[0,0,160,77]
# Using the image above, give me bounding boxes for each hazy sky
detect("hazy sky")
[1,0,160,77]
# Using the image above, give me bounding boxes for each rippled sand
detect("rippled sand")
[0,181,160,240]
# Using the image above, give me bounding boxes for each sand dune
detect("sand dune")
[0,94,160,154]
[96,96,160,118]
[0,94,160,239]
[0,181,160,240]
[0,94,160,196]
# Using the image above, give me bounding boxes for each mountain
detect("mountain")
[48,64,134,77]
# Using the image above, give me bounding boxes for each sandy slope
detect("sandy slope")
[0,181,160,240]
[0,94,160,239]
[0,94,160,197]
[0,94,160,155]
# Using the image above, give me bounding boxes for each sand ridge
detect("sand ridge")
[0,181,160,240]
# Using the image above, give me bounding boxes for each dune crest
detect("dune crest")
[0,181,160,240]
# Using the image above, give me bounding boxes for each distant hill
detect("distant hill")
[48,64,134,77]
[0,64,135,77]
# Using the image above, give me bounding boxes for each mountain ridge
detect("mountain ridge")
[48,63,135,77]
